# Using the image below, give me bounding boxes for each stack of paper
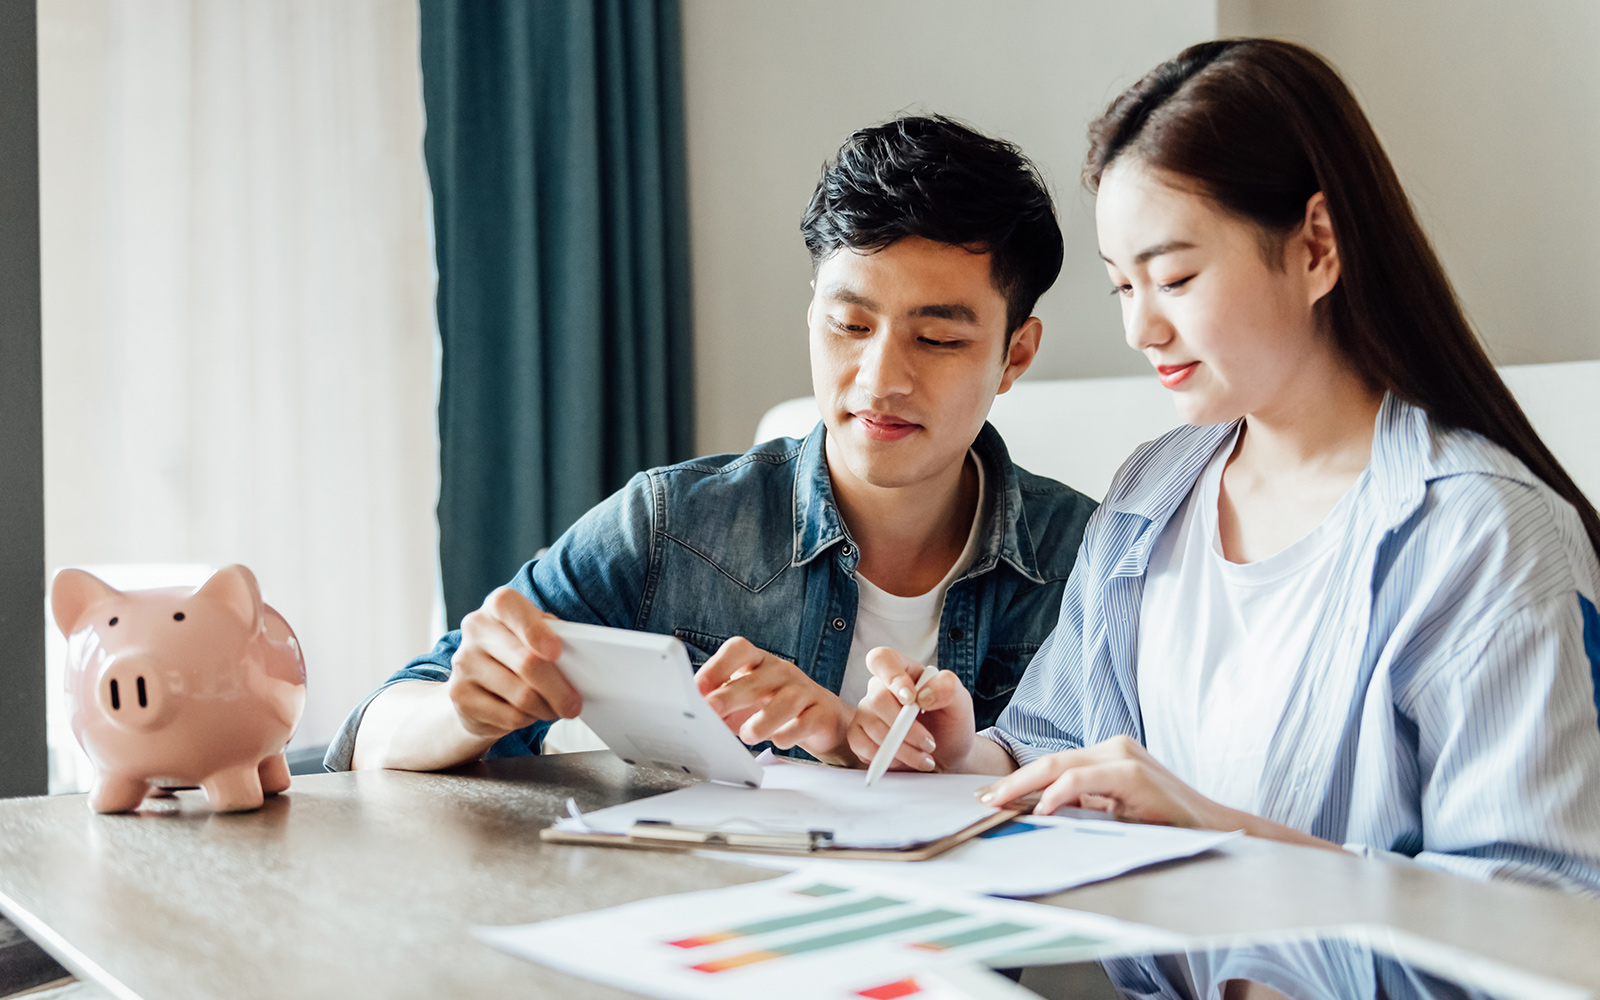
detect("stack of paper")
[554,753,1000,849]
[712,814,1239,897]
[557,752,1239,894]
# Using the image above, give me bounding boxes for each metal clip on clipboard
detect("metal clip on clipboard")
[629,819,836,852]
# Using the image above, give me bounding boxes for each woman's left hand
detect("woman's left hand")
[976,735,1232,829]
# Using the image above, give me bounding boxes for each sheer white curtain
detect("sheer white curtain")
[39,0,439,789]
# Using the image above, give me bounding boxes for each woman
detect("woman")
[848,39,1600,892]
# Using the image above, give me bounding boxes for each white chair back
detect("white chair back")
[756,360,1600,507]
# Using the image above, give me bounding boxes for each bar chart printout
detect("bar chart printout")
[474,867,1185,1000]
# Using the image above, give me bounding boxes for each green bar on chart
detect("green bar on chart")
[911,921,1036,951]
[668,896,904,949]
[980,932,1108,967]
[692,909,968,973]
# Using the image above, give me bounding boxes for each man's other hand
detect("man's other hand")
[696,638,856,765]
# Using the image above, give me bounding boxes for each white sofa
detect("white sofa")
[755,360,1600,506]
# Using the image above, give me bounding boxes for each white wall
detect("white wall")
[1224,0,1600,373]
[679,1,1218,454]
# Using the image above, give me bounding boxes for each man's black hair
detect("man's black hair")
[801,115,1064,337]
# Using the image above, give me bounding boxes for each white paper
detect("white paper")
[700,815,1240,897]
[917,963,1051,1000]
[554,753,1000,849]
[475,866,1185,1000]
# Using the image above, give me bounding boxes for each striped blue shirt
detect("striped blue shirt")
[987,394,1600,892]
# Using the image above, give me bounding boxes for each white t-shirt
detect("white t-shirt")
[837,452,986,710]
[1137,429,1363,815]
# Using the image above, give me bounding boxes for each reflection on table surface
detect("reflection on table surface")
[1085,932,1585,1000]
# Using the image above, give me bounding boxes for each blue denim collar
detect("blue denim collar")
[790,421,1045,584]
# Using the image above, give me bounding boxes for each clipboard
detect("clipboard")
[539,806,1025,861]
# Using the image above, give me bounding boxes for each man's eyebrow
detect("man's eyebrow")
[1098,240,1200,267]
[820,286,978,324]
[821,285,876,309]
[910,303,979,323]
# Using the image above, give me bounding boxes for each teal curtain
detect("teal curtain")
[421,0,694,628]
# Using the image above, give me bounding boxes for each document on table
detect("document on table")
[475,866,1186,1000]
[554,752,1000,850]
[701,814,1240,897]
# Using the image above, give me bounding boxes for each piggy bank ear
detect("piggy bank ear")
[194,564,264,632]
[51,569,122,637]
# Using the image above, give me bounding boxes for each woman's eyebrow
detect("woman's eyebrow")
[1099,240,1200,267]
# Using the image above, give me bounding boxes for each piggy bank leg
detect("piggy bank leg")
[201,765,266,813]
[89,775,150,813]
[258,753,291,796]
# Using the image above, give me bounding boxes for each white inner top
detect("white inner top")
[838,450,986,710]
[1137,428,1363,815]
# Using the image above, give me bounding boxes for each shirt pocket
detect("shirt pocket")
[671,628,726,669]
[971,641,1040,730]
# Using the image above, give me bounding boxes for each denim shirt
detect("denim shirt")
[325,421,1097,770]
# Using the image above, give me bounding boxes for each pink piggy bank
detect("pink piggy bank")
[51,564,307,813]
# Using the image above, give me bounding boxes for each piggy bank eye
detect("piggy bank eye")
[173,612,186,622]
[108,617,118,626]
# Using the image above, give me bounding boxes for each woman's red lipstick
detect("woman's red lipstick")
[1156,362,1199,389]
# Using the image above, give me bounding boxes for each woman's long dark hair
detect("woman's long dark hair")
[1086,39,1600,563]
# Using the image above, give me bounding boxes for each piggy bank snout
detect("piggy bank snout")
[95,657,170,732]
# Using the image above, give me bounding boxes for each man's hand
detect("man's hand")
[846,647,976,773]
[446,587,582,739]
[695,638,855,765]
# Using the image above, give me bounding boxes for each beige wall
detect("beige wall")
[684,1,1600,454]
[679,1,1217,454]
[1224,0,1600,373]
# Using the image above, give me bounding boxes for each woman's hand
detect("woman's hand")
[976,735,1230,827]
[846,647,976,773]
[976,735,1347,852]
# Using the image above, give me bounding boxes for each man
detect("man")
[326,115,1096,773]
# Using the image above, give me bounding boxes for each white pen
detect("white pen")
[864,666,938,787]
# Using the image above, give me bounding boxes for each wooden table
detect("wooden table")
[1,752,1598,999]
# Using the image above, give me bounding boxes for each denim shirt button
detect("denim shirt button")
[840,543,853,557]
[831,617,847,631]
[949,627,965,642]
